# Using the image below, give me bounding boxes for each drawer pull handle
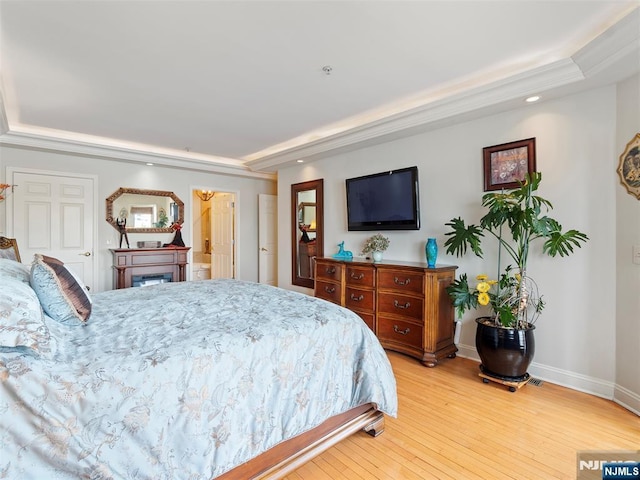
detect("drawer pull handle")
[393,325,411,335]
[393,300,411,309]
[350,294,364,302]
[350,272,364,280]
[326,267,336,274]
[324,286,336,294]
[394,277,411,286]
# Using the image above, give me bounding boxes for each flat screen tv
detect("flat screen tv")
[346,166,420,231]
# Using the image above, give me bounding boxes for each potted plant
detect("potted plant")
[361,233,390,262]
[444,172,588,381]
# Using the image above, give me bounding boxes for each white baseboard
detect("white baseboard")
[454,342,639,417]
[613,384,640,416]
[526,362,615,399]
[455,343,479,363]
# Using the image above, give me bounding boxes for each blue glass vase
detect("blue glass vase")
[425,238,438,268]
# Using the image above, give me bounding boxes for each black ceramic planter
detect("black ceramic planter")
[475,317,535,382]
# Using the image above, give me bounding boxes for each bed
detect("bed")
[0,253,397,479]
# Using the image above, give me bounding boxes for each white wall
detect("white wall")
[278,85,622,398]
[615,73,640,414]
[0,146,276,292]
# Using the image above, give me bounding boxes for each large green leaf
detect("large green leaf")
[531,215,557,237]
[543,229,589,257]
[445,273,479,318]
[443,218,484,258]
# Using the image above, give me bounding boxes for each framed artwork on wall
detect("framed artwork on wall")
[483,138,536,191]
[617,133,640,200]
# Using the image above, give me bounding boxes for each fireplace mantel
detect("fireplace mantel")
[110,247,190,289]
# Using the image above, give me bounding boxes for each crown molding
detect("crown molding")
[246,7,640,172]
[0,130,276,180]
[245,58,585,171]
[572,7,640,78]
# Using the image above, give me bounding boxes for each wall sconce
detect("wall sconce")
[196,190,215,201]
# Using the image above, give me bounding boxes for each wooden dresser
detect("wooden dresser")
[111,247,190,289]
[315,257,458,367]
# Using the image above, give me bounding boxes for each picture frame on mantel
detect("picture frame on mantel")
[483,138,536,191]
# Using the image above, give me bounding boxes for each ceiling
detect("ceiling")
[1,1,639,177]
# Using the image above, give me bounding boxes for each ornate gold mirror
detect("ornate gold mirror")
[291,179,323,288]
[106,188,184,234]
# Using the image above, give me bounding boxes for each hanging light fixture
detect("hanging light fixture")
[196,190,214,201]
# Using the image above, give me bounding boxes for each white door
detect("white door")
[8,169,96,290]
[258,194,277,286]
[210,193,235,279]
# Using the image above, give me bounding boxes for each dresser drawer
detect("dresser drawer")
[345,266,375,288]
[315,280,341,304]
[377,316,423,350]
[345,287,375,312]
[378,269,425,295]
[377,292,424,320]
[316,262,343,282]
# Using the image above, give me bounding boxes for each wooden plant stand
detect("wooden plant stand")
[479,371,531,392]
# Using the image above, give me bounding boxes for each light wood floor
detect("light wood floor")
[285,352,640,480]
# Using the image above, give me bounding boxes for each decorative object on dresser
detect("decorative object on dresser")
[361,233,390,263]
[444,171,588,390]
[425,237,438,268]
[315,257,458,367]
[332,241,353,259]
[111,247,190,289]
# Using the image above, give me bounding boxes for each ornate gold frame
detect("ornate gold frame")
[617,133,640,200]
[105,187,184,234]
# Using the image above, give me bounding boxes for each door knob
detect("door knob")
[79,251,91,257]
[261,247,268,252]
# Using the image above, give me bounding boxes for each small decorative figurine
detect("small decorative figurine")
[164,222,185,247]
[332,241,353,259]
[116,218,130,248]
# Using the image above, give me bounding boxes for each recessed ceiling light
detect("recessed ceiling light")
[297,160,304,163]
[525,96,540,103]
[146,162,154,166]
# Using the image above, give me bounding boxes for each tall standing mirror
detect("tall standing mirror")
[291,179,324,288]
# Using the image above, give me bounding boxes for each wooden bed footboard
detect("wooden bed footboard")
[215,403,384,479]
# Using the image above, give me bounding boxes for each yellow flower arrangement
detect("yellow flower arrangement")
[475,275,496,305]
[447,268,544,327]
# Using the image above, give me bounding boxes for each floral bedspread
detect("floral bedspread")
[0,279,397,479]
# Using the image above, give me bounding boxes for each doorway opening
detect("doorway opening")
[192,189,236,281]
